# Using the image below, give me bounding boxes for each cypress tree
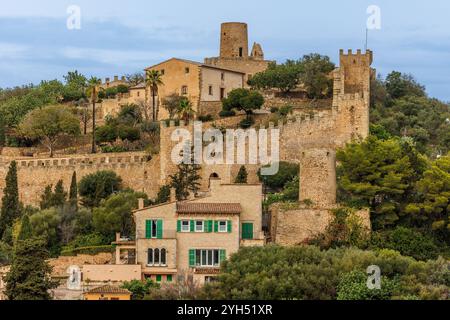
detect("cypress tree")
[69,171,78,208]
[52,180,67,207]
[40,185,53,210]
[235,165,248,183]
[18,214,33,240]
[0,161,20,239]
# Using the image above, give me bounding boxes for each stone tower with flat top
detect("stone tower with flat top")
[205,22,272,85]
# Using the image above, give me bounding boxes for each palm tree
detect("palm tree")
[86,77,101,153]
[145,70,164,121]
[177,98,195,122]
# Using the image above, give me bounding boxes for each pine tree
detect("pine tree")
[235,165,248,183]
[69,171,78,209]
[169,160,201,201]
[0,161,20,239]
[5,237,58,300]
[18,214,32,240]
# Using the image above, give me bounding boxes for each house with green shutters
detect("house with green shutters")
[132,178,265,284]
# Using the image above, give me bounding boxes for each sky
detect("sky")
[0,0,449,101]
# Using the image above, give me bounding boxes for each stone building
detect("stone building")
[99,75,127,90]
[128,179,264,285]
[145,58,245,119]
[204,22,272,85]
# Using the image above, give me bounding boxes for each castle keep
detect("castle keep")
[0,22,374,248]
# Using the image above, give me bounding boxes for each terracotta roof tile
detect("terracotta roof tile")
[176,202,242,214]
[87,285,131,295]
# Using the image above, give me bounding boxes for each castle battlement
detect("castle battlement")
[0,152,150,170]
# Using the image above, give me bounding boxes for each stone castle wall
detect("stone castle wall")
[0,152,161,206]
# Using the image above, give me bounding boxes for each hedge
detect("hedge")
[60,245,114,256]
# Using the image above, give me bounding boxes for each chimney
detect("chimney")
[105,77,110,83]
[115,232,121,242]
[138,198,145,210]
[114,75,119,81]
[121,76,126,81]
[170,188,177,202]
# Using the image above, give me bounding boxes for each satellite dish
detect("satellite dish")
[66,265,81,290]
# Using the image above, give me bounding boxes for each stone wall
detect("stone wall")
[270,204,371,246]
[0,152,161,207]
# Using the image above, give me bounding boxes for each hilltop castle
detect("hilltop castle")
[0,22,374,247]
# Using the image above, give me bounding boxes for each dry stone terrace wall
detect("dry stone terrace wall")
[0,152,161,207]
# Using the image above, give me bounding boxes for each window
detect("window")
[239,47,243,57]
[208,85,213,95]
[192,249,223,267]
[218,221,227,233]
[181,85,188,95]
[137,91,140,97]
[181,220,190,232]
[167,275,173,282]
[147,248,167,266]
[156,275,162,282]
[221,72,225,81]
[160,69,165,75]
[145,219,163,239]
[185,67,190,74]
[195,220,204,232]
[151,220,157,238]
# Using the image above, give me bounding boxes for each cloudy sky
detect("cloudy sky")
[0,0,449,101]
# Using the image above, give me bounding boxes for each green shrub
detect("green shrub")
[239,117,254,129]
[117,125,140,141]
[337,270,399,300]
[218,110,236,118]
[278,105,293,116]
[116,84,129,94]
[369,227,441,261]
[104,87,118,98]
[258,161,299,190]
[198,114,214,122]
[270,107,279,113]
[95,125,118,143]
[60,245,113,256]
[100,145,129,153]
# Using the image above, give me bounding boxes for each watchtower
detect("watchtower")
[220,22,249,59]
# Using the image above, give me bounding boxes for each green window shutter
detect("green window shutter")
[145,220,152,239]
[189,249,196,267]
[242,223,253,239]
[177,220,181,232]
[156,220,163,239]
[167,275,173,282]
[190,220,195,232]
[214,221,219,233]
[206,220,213,233]
[227,220,232,233]
[156,275,162,282]
[219,249,226,263]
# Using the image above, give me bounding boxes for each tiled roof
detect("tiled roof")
[86,285,131,295]
[145,58,246,74]
[176,202,242,214]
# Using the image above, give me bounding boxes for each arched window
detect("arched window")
[147,249,153,265]
[161,249,167,266]
[154,248,160,265]
[210,173,219,178]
